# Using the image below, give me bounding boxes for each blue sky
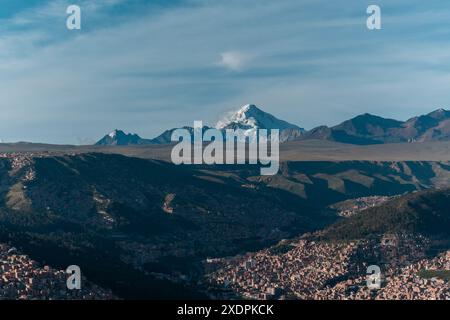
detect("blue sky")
[2,0,450,144]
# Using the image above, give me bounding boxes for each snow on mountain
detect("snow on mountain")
[216,104,305,142]
[95,107,450,146]
[96,105,305,145]
[95,129,154,146]
[216,104,302,130]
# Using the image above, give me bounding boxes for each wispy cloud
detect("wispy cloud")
[218,51,251,71]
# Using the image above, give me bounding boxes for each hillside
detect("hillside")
[204,160,450,206]
[0,153,330,298]
[202,188,450,300]
[0,151,448,298]
[319,188,450,241]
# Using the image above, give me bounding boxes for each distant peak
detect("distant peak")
[108,129,120,138]
[96,129,150,146]
[236,104,261,116]
[350,113,401,123]
[216,104,263,129]
[429,108,448,114]
[240,104,258,111]
[427,108,450,120]
[356,113,377,118]
[108,129,128,138]
[215,104,303,132]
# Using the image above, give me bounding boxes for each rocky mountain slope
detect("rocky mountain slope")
[301,109,450,145]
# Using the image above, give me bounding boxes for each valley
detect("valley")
[0,146,449,299]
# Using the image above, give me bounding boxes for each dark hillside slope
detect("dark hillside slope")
[0,153,327,298]
[320,188,450,241]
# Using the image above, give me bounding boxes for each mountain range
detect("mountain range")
[96,105,450,146]
[96,104,305,145]
[304,108,450,145]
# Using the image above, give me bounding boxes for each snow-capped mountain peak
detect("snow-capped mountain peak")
[108,129,121,138]
[216,104,303,131]
[215,104,305,142]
